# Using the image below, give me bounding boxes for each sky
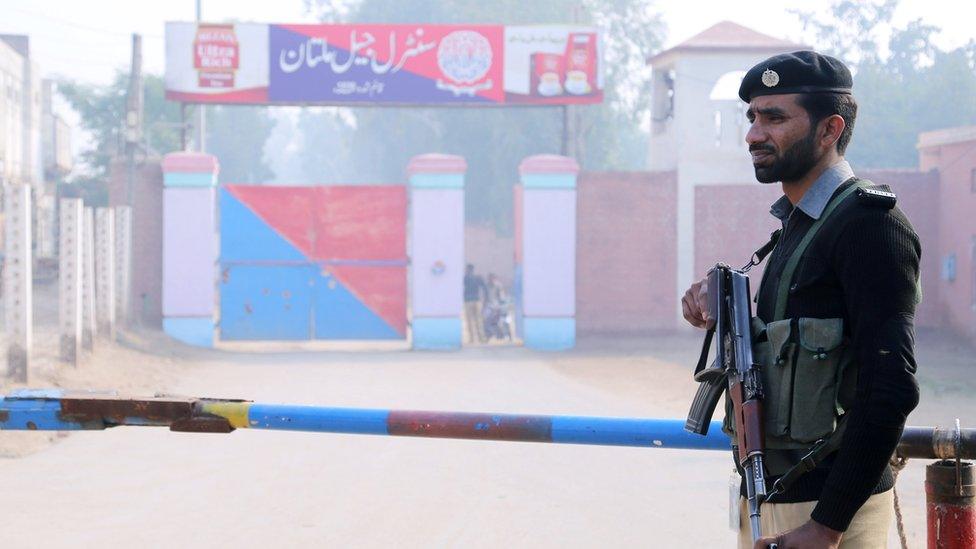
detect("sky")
[3,0,973,87]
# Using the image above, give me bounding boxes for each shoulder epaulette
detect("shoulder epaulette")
[856,186,897,209]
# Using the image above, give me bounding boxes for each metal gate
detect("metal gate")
[218,185,407,341]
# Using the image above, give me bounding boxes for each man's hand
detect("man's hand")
[681,276,709,329]
[754,519,842,549]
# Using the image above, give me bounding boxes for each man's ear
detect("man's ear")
[822,114,846,149]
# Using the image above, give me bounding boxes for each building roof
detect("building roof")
[917,125,976,150]
[647,21,805,65]
[0,35,30,58]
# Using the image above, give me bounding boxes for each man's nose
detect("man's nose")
[745,122,766,146]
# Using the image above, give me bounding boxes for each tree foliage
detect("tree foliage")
[792,0,976,168]
[57,71,276,198]
[301,0,665,232]
[57,73,182,183]
[206,106,277,184]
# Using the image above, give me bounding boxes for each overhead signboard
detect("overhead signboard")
[165,22,603,106]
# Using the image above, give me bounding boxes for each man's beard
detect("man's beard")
[751,127,821,184]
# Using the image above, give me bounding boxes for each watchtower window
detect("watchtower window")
[651,68,675,135]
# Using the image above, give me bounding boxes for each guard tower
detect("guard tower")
[646,21,804,314]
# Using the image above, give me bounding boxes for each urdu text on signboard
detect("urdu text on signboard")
[165,22,604,106]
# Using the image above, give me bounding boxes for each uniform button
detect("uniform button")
[790,283,798,292]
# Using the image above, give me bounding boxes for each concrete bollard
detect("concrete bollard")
[3,185,32,381]
[59,198,84,365]
[94,207,116,340]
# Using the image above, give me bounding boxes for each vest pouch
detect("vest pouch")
[789,317,845,443]
[761,319,795,439]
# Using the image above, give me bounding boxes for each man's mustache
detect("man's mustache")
[749,144,776,153]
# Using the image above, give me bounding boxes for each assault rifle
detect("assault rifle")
[686,264,773,546]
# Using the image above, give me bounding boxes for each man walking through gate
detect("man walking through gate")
[681,51,921,548]
[463,264,487,343]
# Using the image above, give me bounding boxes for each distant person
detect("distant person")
[483,273,513,341]
[463,264,486,343]
[486,273,505,305]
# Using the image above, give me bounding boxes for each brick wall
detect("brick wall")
[694,184,782,291]
[577,170,677,335]
[920,137,976,342]
[108,157,164,327]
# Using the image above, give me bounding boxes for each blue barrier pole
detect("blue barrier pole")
[1,390,972,459]
[0,389,732,451]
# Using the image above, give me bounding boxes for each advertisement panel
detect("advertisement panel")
[165,22,603,106]
[503,25,603,105]
[165,22,270,103]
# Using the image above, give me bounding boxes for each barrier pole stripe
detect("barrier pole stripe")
[201,401,252,429]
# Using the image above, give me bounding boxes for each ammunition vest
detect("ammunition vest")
[724,181,867,476]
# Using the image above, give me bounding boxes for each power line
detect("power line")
[5,6,164,40]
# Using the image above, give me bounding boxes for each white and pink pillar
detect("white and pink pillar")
[161,152,219,347]
[407,154,467,350]
[517,155,579,350]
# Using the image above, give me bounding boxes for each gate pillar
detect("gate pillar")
[407,154,467,350]
[517,155,579,350]
[161,152,219,347]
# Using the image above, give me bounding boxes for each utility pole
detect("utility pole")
[196,0,206,153]
[560,3,582,161]
[125,33,143,207]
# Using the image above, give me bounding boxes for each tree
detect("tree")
[792,0,976,168]
[58,71,277,196]
[58,72,182,202]
[302,0,666,232]
[206,106,276,184]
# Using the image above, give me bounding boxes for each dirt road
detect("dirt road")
[0,328,971,547]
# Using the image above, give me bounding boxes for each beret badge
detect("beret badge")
[761,69,780,87]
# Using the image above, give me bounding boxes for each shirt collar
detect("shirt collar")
[768,160,855,221]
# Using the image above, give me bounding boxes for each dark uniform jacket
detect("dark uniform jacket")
[754,161,921,531]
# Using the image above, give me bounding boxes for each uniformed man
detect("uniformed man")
[681,51,921,548]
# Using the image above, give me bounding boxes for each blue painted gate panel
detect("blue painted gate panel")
[313,269,401,340]
[219,188,307,262]
[220,265,314,340]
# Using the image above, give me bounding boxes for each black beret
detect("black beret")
[738,50,853,102]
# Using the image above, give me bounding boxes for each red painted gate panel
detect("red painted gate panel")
[220,185,407,340]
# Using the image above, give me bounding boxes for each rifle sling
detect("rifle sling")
[752,229,782,266]
[768,416,849,498]
[694,327,715,377]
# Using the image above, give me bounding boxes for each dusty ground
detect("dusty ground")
[0,285,973,547]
